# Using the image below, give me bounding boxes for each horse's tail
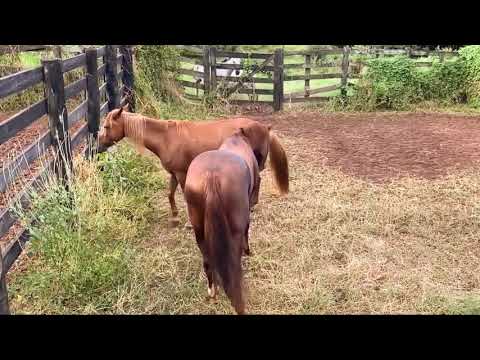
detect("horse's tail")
[269,131,289,195]
[204,172,245,315]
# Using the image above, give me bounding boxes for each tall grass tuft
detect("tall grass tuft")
[8,143,165,314]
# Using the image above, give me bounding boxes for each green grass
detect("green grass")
[8,144,166,314]
[19,52,41,68]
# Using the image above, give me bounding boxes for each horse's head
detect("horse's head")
[98,105,129,152]
[237,122,271,171]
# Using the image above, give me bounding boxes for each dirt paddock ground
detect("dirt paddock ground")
[4,110,480,314]
[148,111,480,314]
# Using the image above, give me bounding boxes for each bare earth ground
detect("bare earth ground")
[141,111,480,314]
[4,110,480,313]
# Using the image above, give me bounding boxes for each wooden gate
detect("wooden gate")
[177,46,284,111]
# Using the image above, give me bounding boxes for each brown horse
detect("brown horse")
[185,129,259,314]
[98,107,289,226]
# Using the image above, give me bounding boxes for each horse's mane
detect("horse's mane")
[123,112,147,154]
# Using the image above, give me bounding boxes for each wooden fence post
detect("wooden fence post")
[42,59,73,186]
[340,46,351,100]
[0,252,10,315]
[305,54,311,98]
[85,48,101,159]
[273,48,284,112]
[119,45,135,112]
[203,47,211,96]
[209,47,217,94]
[105,45,120,110]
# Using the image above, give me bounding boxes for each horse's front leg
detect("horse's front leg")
[175,172,194,230]
[168,174,180,227]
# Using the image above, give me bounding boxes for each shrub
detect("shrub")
[134,46,182,103]
[419,58,467,103]
[458,45,480,107]
[341,55,468,111]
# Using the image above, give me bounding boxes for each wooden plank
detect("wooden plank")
[284,62,341,69]
[98,64,106,78]
[180,56,199,64]
[305,54,311,97]
[0,45,49,55]
[287,84,341,98]
[64,77,87,100]
[284,73,343,81]
[216,75,273,84]
[179,80,204,90]
[273,49,284,112]
[210,47,217,92]
[216,63,275,72]
[284,49,342,56]
[99,83,107,99]
[100,101,109,117]
[203,48,211,95]
[340,46,351,98]
[216,51,272,59]
[0,67,43,99]
[175,45,204,54]
[285,96,330,103]
[42,59,72,185]
[71,122,88,150]
[179,68,204,77]
[0,99,47,145]
[85,48,101,159]
[224,54,275,98]
[229,99,273,105]
[119,45,135,112]
[105,45,120,110]
[0,159,54,239]
[62,53,86,73]
[0,247,8,313]
[3,226,31,273]
[96,46,106,58]
[233,88,273,95]
[68,100,88,128]
[0,130,51,193]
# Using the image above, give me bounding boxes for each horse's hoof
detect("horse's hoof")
[168,217,180,228]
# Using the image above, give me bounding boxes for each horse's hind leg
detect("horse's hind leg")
[187,201,217,300]
[203,261,217,299]
[243,222,251,256]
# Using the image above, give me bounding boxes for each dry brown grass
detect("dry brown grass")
[127,134,480,314]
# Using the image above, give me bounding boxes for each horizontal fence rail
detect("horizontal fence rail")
[0,45,135,314]
[176,46,458,109]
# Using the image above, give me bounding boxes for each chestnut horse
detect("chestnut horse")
[98,106,289,226]
[185,129,259,314]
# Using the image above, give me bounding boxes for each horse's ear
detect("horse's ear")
[122,104,130,112]
[113,107,124,120]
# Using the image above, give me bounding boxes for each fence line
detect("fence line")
[0,45,135,314]
[176,46,459,110]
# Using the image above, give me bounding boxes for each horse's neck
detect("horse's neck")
[124,115,168,158]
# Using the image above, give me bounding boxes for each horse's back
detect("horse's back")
[185,150,251,221]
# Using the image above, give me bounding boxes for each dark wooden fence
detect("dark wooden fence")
[0,45,135,314]
[176,46,458,111]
